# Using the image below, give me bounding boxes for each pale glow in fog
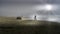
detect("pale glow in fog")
[36,15,41,20]
[30,14,39,20]
[37,15,44,20]
[30,15,35,20]
[45,5,52,10]
[35,4,53,11]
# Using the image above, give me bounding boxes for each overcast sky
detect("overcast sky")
[0,0,60,17]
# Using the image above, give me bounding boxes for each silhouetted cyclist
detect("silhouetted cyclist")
[34,15,36,20]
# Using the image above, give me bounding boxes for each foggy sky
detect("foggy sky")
[0,0,60,17]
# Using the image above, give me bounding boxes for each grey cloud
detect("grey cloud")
[0,0,60,17]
